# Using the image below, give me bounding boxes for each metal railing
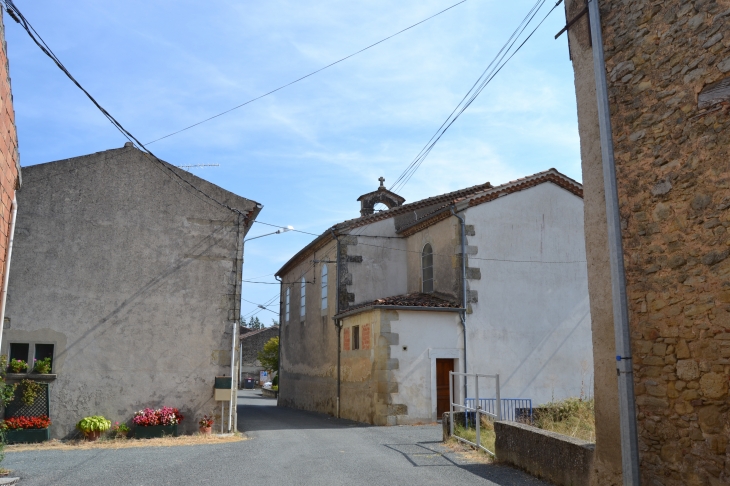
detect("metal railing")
[449,371,500,456]
[464,398,532,423]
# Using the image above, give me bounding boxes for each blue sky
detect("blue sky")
[5,0,580,323]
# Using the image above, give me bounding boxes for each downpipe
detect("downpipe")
[451,206,468,402]
[588,1,641,484]
[0,197,17,352]
[331,228,341,419]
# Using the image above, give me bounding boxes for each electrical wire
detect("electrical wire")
[389,0,564,194]
[144,0,468,145]
[2,0,250,221]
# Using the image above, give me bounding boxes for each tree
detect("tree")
[271,319,279,327]
[247,316,264,330]
[257,337,279,373]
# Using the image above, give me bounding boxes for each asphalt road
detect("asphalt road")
[3,390,550,485]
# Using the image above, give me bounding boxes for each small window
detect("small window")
[34,344,54,372]
[352,325,360,350]
[321,265,328,311]
[422,243,434,293]
[300,277,306,320]
[285,288,290,323]
[9,343,29,365]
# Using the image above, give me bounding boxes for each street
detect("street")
[2,390,549,485]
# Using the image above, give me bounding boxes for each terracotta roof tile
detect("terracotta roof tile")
[334,293,460,318]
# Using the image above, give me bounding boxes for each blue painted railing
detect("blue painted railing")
[464,398,532,422]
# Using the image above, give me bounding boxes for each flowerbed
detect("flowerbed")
[2,415,51,430]
[133,407,183,427]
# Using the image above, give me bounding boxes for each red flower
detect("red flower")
[2,415,51,429]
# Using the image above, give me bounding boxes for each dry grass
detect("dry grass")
[447,416,496,461]
[531,398,596,442]
[6,433,246,453]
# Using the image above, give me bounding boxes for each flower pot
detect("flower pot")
[84,430,102,441]
[4,428,50,444]
[199,426,212,435]
[134,424,178,439]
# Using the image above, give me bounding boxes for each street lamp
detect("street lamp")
[244,226,294,243]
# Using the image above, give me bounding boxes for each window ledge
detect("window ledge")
[5,373,57,382]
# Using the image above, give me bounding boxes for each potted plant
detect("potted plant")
[110,421,131,438]
[32,357,52,374]
[1,415,51,444]
[76,415,111,441]
[8,359,27,374]
[133,407,183,439]
[198,415,214,435]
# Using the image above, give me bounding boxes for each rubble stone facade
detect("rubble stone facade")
[569,0,730,484]
[0,13,21,301]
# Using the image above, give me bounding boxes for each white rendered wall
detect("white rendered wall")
[465,183,593,405]
[388,310,464,423]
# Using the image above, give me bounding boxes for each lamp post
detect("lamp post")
[231,225,293,432]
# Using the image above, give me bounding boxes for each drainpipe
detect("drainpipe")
[229,319,237,433]
[331,228,342,419]
[276,275,283,402]
[450,206,468,402]
[587,1,641,484]
[0,197,17,353]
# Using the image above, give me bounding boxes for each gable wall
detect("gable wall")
[464,183,593,404]
[4,147,254,437]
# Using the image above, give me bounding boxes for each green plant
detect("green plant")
[19,379,42,406]
[110,421,130,437]
[271,385,278,392]
[76,416,112,434]
[33,357,52,374]
[257,337,279,374]
[8,358,27,373]
[0,356,16,408]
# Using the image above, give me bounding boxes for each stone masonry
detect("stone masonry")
[570,1,730,484]
[0,13,21,302]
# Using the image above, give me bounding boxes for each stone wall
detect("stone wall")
[4,146,258,437]
[570,1,730,484]
[0,13,21,301]
[240,326,279,383]
[494,421,595,486]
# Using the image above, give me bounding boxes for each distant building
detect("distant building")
[239,325,279,387]
[276,170,593,425]
[3,145,260,438]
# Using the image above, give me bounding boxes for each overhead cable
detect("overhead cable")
[2,0,248,220]
[144,0,468,145]
[389,0,564,193]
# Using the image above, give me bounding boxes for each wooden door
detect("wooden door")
[436,359,455,419]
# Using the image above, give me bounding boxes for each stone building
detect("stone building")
[276,171,593,425]
[565,0,730,484]
[0,12,22,343]
[2,144,260,438]
[239,325,279,387]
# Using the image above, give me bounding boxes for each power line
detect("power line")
[2,0,249,221]
[144,0,468,145]
[253,221,321,237]
[389,0,564,194]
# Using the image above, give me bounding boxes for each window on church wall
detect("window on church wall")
[285,287,290,323]
[321,265,328,311]
[422,243,434,293]
[300,277,306,320]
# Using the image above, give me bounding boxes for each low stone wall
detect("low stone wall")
[261,388,278,399]
[494,421,594,486]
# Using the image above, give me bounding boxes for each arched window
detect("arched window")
[422,243,434,293]
[300,277,306,320]
[285,287,290,323]
[321,265,328,310]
